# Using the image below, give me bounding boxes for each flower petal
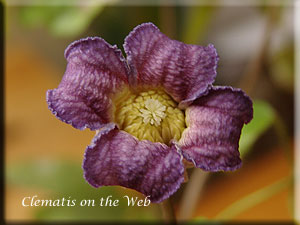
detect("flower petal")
[46,37,129,130]
[83,123,184,203]
[179,86,253,171]
[124,22,218,106]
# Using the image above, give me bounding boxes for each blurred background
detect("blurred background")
[5,0,295,223]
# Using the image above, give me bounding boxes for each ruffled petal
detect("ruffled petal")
[46,37,129,130]
[179,86,253,171]
[83,123,184,203]
[124,22,218,107]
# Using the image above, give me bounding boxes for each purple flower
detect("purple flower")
[46,23,253,203]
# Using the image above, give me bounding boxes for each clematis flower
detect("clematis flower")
[46,23,253,203]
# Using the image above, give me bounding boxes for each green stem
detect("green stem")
[160,198,177,223]
[159,1,177,39]
[238,7,279,94]
[178,169,209,220]
[214,176,292,220]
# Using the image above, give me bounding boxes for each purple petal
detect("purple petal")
[179,86,253,172]
[124,22,218,107]
[46,37,129,130]
[83,123,184,203]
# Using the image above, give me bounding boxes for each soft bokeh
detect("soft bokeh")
[5,2,294,223]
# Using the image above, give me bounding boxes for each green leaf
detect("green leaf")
[49,6,103,37]
[214,176,292,220]
[239,100,276,158]
[7,159,87,194]
[18,5,103,38]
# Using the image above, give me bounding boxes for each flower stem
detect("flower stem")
[160,198,177,223]
[273,113,293,167]
[178,169,209,220]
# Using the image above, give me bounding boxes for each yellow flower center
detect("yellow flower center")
[113,88,186,144]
